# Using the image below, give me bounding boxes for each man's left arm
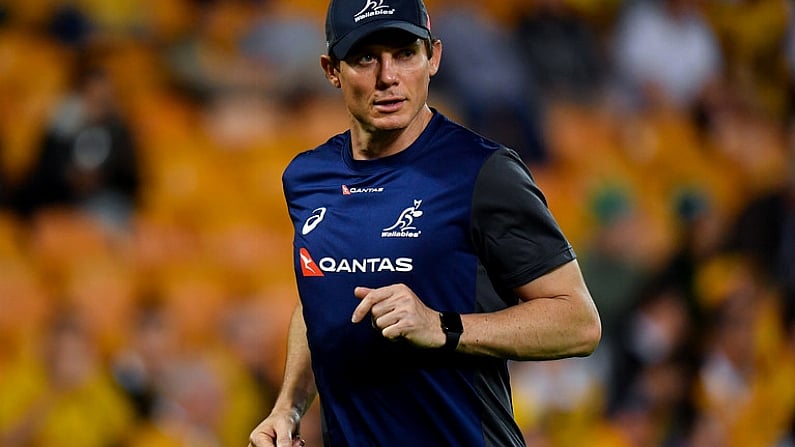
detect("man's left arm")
[351,259,601,361]
[463,148,601,360]
[456,259,601,361]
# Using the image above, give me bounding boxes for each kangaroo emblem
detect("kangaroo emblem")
[356,0,389,17]
[383,200,423,231]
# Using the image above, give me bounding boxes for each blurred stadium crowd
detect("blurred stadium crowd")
[0,0,794,446]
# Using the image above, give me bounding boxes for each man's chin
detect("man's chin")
[369,115,409,132]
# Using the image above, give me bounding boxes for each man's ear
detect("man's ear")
[428,39,442,77]
[320,55,341,88]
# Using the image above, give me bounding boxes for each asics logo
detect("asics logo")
[301,207,326,235]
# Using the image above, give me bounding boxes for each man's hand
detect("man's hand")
[248,408,305,447]
[352,284,445,348]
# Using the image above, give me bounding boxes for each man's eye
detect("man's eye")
[357,54,376,64]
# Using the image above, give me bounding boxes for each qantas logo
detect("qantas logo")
[342,185,384,195]
[301,207,326,235]
[299,248,413,276]
[299,248,324,276]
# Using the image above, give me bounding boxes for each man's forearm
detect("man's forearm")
[272,303,317,417]
[457,261,601,361]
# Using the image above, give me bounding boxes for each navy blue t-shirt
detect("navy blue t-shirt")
[282,111,575,447]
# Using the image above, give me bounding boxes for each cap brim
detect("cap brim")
[330,21,430,60]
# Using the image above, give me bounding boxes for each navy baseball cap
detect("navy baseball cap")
[325,0,432,60]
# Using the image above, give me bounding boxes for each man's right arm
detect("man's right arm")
[249,302,317,447]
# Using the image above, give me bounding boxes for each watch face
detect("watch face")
[441,312,463,333]
[440,312,462,351]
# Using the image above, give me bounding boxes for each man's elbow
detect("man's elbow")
[572,314,602,357]
[519,313,603,361]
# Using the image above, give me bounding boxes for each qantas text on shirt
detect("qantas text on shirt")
[299,248,413,276]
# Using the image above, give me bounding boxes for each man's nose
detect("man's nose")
[377,55,399,86]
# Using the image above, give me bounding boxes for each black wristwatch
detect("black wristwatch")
[439,312,463,351]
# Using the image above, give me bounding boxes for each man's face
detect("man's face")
[326,30,441,134]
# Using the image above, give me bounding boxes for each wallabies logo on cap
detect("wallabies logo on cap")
[354,0,395,22]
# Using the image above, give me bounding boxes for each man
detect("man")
[248,0,601,445]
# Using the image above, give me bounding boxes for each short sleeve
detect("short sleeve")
[470,148,575,289]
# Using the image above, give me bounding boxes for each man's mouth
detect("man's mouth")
[374,97,404,111]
